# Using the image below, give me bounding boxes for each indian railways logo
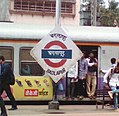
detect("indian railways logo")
[42,41,72,68]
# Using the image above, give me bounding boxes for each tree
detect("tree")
[99,0,119,26]
[109,0,118,10]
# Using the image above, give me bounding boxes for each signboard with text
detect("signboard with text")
[30,26,83,83]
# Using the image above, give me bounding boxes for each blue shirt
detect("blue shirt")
[78,58,88,79]
[0,64,2,75]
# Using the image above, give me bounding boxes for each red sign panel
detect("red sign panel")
[24,89,38,96]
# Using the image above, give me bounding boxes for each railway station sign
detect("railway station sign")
[30,26,83,83]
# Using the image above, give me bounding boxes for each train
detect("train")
[0,22,119,101]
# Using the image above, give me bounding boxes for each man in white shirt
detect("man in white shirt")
[86,52,98,99]
[101,58,116,74]
[67,62,78,99]
[103,58,117,89]
[103,62,119,111]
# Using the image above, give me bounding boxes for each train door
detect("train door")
[79,46,98,59]
[64,45,100,100]
[79,46,101,90]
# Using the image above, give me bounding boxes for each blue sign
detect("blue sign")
[42,49,72,59]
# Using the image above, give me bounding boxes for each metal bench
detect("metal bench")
[113,89,119,110]
[96,78,111,109]
[96,86,110,109]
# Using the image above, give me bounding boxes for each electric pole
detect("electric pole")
[91,0,97,26]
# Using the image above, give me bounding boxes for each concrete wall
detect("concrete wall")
[9,0,80,26]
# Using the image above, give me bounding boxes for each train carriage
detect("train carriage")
[0,22,119,101]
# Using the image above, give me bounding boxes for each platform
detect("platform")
[5,105,119,116]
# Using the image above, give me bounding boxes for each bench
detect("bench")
[113,89,119,110]
[96,78,111,109]
[96,87,119,109]
[96,86,110,109]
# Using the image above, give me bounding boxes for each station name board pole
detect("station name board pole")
[30,0,83,110]
[55,0,61,26]
[49,0,61,110]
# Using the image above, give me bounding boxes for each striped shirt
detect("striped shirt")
[78,58,88,79]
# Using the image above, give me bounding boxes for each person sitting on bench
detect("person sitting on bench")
[103,62,119,111]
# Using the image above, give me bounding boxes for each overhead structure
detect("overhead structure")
[0,0,10,21]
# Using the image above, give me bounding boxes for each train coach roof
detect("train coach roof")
[0,22,119,43]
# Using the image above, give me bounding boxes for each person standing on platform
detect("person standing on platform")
[86,52,98,99]
[67,62,78,99]
[78,53,88,99]
[0,56,17,110]
[0,60,7,116]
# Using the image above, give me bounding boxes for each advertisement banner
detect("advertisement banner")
[2,76,53,101]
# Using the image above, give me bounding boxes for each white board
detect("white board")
[30,26,83,83]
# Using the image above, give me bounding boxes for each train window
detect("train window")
[0,47,14,68]
[20,47,45,76]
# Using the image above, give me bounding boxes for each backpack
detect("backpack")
[2,64,15,85]
[9,68,15,85]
